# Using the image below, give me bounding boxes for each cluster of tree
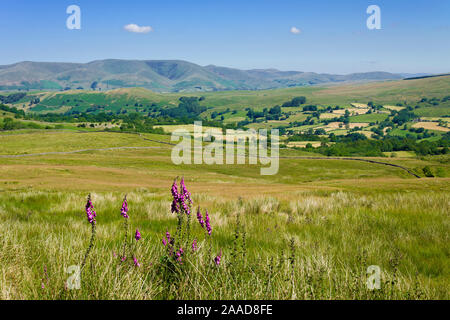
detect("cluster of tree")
[302,105,318,111]
[302,133,450,157]
[287,133,323,142]
[419,97,441,106]
[29,97,40,105]
[367,101,383,110]
[392,109,418,125]
[1,101,241,134]
[106,118,166,135]
[211,108,231,120]
[404,128,436,140]
[242,96,309,123]
[0,92,27,104]
[0,117,46,131]
[289,117,317,128]
[112,113,236,134]
[161,97,207,119]
[0,104,26,117]
[281,96,307,108]
[245,105,284,121]
[302,105,342,119]
[289,110,349,129]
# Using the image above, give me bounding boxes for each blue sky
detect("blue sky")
[0,0,449,74]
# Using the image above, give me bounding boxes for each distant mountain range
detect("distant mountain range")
[0,59,427,92]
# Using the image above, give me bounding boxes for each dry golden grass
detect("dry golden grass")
[420,117,449,122]
[316,122,369,132]
[315,75,450,105]
[333,108,369,115]
[287,141,322,148]
[319,113,337,119]
[383,105,405,111]
[350,103,369,108]
[155,124,217,133]
[354,130,373,138]
[412,122,449,132]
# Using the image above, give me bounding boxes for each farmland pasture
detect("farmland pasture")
[0,75,449,300]
[3,76,449,152]
[0,130,449,299]
[383,105,405,111]
[9,75,450,117]
[412,122,449,132]
[348,113,389,123]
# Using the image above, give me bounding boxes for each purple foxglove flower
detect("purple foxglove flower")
[171,199,180,214]
[180,178,192,205]
[133,256,141,267]
[121,256,126,262]
[181,195,191,215]
[120,197,129,219]
[205,210,212,236]
[214,250,222,266]
[196,207,205,228]
[180,178,192,215]
[171,180,180,214]
[135,228,141,241]
[176,247,184,264]
[162,230,170,246]
[192,239,198,252]
[85,197,96,225]
[171,179,179,199]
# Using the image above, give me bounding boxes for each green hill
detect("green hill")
[3,74,447,116]
[0,59,406,92]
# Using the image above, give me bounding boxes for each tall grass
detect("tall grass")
[0,184,448,299]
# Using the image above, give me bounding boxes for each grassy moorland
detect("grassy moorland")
[0,130,448,299]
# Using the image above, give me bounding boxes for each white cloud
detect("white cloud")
[124,24,153,34]
[290,26,301,34]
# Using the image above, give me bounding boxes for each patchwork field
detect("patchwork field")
[383,105,406,111]
[0,130,448,299]
[286,141,322,148]
[314,122,370,132]
[3,76,449,151]
[7,75,450,116]
[333,108,370,115]
[412,122,449,132]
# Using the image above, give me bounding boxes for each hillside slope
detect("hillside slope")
[0,59,406,92]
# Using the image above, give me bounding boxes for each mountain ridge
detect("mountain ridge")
[0,59,417,92]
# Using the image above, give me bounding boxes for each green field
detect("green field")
[0,130,449,299]
[9,75,450,115]
[0,75,449,300]
[4,76,448,149]
[348,113,389,123]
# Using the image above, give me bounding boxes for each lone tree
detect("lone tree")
[90,81,98,91]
